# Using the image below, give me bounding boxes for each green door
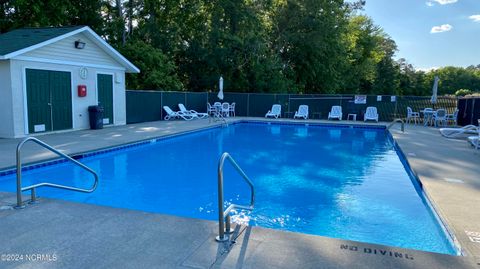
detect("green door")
[26,69,51,133]
[97,74,114,125]
[50,71,72,131]
[26,69,72,133]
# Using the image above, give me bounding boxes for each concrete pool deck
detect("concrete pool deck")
[0,118,479,268]
[390,124,480,264]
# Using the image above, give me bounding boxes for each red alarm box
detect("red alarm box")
[77,85,87,97]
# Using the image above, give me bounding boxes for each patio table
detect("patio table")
[420,109,436,126]
[213,103,223,118]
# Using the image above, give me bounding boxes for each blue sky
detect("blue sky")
[358,0,480,70]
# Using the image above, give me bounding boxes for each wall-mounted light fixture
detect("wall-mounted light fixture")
[74,40,86,49]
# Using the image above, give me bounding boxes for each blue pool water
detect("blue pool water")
[0,122,457,255]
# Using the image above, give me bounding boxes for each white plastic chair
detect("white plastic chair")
[163,106,194,121]
[328,106,342,121]
[178,104,208,119]
[364,107,379,122]
[229,102,236,117]
[221,102,230,117]
[445,109,458,126]
[294,105,309,119]
[207,103,215,116]
[265,104,282,118]
[433,109,447,127]
[406,107,420,125]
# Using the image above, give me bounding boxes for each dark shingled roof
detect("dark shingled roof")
[0,26,85,56]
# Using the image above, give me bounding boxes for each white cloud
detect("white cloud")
[433,0,458,4]
[426,0,458,5]
[430,24,453,33]
[469,15,480,22]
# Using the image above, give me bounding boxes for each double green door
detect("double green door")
[97,74,114,125]
[26,69,72,133]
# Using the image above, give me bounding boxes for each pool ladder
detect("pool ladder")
[209,112,228,127]
[216,152,255,242]
[387,118,405,133]
[15,137,99,209]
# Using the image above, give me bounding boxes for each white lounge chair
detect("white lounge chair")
[406,107,420,125]
[364,107,379,122]
[265,104,282,118]
[468,119,480,149]
[163,106,194,121]
[178,103,208,119]
[468,135,479,150]
[294,105,309,119]
[328,106,342,120]
[439,125,479,138]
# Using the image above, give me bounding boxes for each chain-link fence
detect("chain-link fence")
[126,90,459,124]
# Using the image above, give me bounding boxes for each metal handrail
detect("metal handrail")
[209,106,228,126]
[387,118,405,133]
[15,137,99,208]
[216,152,254,242]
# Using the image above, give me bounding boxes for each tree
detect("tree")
[118,40,183,90]
[342,15,387,93]
[272,0,350,93]
[371,38,399,95]
[0,0,103,33]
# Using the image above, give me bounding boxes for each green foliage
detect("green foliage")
[428,67,480,95]
[455,89,472,96]
[397,65,480,96]
[118,40,182,90]
[1,0,478,95]
[272,0,350,93]
[0,0,103,33]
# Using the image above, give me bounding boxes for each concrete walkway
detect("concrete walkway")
[0,118,479,268]
[390,124,480,265]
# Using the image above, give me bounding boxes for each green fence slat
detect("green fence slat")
[126,91,162,123]
[248,94,276,117]
[186,92,208,113]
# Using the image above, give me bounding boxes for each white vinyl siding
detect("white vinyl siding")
[0,60,14,137]
[21,33,123,68]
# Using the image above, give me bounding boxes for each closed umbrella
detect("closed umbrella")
[431,76,439,105]
[217,76,224,100]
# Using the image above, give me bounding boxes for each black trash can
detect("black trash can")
[88,105,104,129]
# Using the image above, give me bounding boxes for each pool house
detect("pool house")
[0,26,139,138]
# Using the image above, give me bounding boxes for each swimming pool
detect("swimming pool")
[0,122,457,255]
